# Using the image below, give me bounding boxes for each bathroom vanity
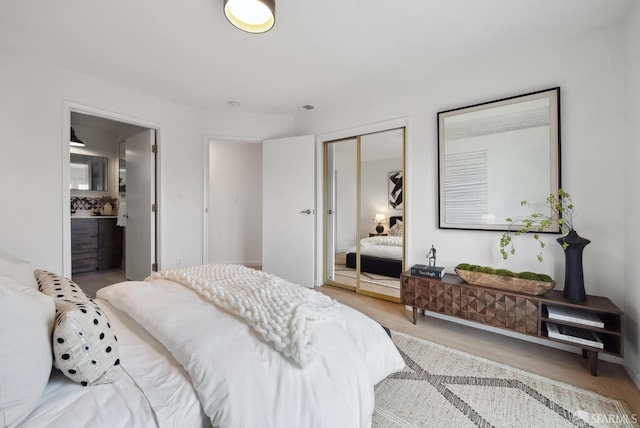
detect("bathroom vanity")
[71,217,123,273]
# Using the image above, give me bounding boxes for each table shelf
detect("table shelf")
[401,272,624,376]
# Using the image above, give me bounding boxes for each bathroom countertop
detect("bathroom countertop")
[71,215,118,219]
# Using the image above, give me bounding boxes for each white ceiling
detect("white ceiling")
[0,0,633,115]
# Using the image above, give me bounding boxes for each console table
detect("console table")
[400,272,623,376]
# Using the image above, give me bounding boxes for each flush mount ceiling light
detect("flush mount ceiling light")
[70,127,85,147]
[223,0,275,34]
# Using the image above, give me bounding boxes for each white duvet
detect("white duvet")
[98,276,404,428]
[347,235,403,260]
[22,300,209,428]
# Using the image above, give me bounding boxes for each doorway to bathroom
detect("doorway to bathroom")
[64,104,159,282]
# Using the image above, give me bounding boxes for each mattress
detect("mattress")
[347,235,403,260]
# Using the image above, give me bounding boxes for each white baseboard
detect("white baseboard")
[624,359,640,390]
[213,260,262,267]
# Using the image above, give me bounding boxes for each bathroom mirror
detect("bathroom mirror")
[70,154,108,191]
[438,87,560,232]
[119,141,126,195]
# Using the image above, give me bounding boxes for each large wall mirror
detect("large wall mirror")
[324,127,405,302]
[438,87,560,232]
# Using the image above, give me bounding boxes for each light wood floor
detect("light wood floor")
[72,269,640,415]
[319,285,640,415]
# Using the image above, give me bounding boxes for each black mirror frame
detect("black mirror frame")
[437,87,561,232]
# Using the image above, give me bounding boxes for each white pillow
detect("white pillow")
[388,220,403,236]
[0,278,55,428]
[35,270,121,386]
[0,250,38,290]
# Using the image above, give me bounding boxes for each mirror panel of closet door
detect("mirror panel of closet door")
[324,138,358,289]
[357,129,404,301]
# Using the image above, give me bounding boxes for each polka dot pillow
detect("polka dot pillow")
[35,270,121,386]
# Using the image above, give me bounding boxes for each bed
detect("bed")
[346,216,403,278]
[1,252,405,428]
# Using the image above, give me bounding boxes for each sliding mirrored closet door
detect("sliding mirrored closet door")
[325,137,358,287]
[324,128,405,302]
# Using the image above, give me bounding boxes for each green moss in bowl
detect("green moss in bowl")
[455,263,553,282]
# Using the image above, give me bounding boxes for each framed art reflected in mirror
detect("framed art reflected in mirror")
[388,171,403,209]
[437,87,561,232]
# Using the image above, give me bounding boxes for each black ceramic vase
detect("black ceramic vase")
[557,230,591,301]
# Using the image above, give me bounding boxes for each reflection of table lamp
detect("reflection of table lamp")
[374,213,385,234]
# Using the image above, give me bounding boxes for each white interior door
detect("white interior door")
[125,129,156,280]
[262,135,316,287]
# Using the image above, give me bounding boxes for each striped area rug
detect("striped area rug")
[374,332,637,428]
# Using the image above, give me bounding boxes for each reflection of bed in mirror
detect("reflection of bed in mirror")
[346,216,403,278]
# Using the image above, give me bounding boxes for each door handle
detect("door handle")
[299,209,313,215]
[328,209,336,214]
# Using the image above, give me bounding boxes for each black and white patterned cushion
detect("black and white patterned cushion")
[35,270,120,386]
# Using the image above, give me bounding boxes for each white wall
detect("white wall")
[0,47,294,275]
[299,25,633,366]
[623,1,640,388]
[207,140,262,265]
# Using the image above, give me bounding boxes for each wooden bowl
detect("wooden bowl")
[455,268,556,296]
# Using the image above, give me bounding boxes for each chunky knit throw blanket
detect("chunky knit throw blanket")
[146,264,337,368]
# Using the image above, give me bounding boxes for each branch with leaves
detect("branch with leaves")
[499,189,575,262]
